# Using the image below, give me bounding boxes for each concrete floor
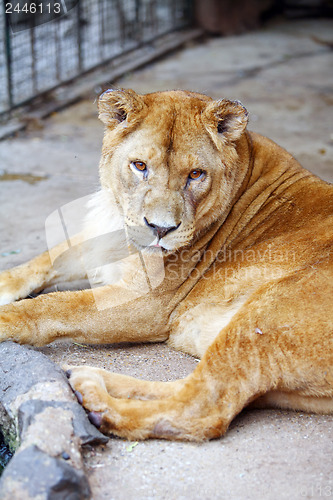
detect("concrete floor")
[0,17,333,500]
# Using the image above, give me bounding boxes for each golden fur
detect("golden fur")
[0,89,332,441]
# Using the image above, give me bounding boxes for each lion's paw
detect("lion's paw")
[0,268,29,305]
[65,366,111,428]
[0,277,19,305]
[0,293,16,307]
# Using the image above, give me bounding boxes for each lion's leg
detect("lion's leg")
[67,329,274,441]
[0,285,169,346]
[67,324,333,441]
[65,366,185,400]
[251,391,333,414]
[0,251,55,305]
[67,270,333,441]
[0,234,86,305]
[67,364,224,441]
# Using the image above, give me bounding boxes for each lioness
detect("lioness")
[0,89,332,441]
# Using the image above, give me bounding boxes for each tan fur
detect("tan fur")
[0,89,332,441]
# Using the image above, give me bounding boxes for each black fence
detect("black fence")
[0,0,192,117]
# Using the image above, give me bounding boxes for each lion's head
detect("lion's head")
[98,89,249,253]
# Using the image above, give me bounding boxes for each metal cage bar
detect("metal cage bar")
[0,0,193,118]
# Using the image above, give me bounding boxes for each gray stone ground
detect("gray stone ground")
[0,17,333,500]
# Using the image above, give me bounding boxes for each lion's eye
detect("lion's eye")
[188,169,204,180]
[132,161,147,172]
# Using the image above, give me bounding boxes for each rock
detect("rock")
[0,341,108,498]
[17,400,108,446]
[0,445,91,500]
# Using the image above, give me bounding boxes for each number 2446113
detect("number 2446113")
[5,3,62,14]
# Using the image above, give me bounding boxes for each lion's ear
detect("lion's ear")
[203,99,248,143]
[98,88,144,127]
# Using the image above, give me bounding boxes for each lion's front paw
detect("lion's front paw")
[0,300,44,345]
[0,268,30,305]
[0,304,28,343]
[0,277,19,306]
[0,293,16,307]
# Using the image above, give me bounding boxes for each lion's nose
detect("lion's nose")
[144,217,180,239]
